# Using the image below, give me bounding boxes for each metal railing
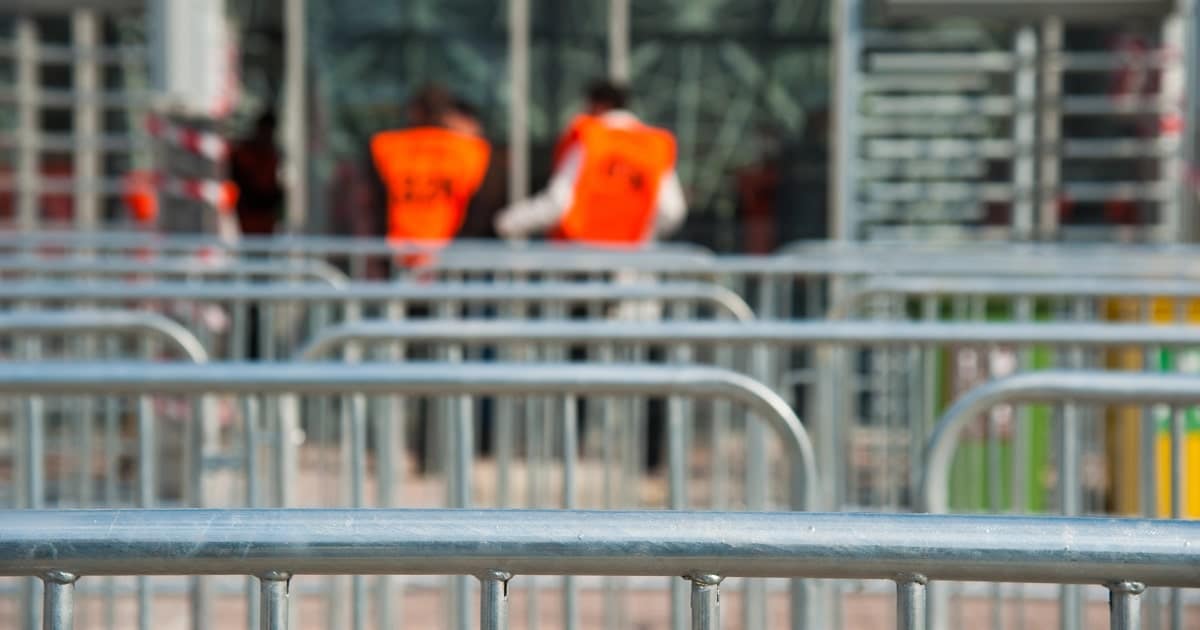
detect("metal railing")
[1,508,1196,630]
[0,280,752,321]
[295,318,1200,516]
[0,256,348,286]
[832,275,1200,319]
[0,361,816,630]
[919,370,1200,630]
[0,309,209,363]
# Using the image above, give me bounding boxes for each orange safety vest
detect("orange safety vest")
[552,114,593,167]
[371,127,491,246]
[555,118,676,244]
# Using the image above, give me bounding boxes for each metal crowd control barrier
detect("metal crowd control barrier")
[831,275,1200,319]
[920,371,1200,630]
[0,230,714,258]
[1,508,1197,630]
[296,318,1200,510]
[0,280,752,360]
[0,310,209,364]
[0,361,816,630]
[0,310,212,630]
[0,256,348,286]
[0,231,712,280]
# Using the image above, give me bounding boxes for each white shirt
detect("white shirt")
[495,110,687,240]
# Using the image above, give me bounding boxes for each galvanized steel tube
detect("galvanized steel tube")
[260,571,291,630]
[1108,581,1144,630]
[0,310,209,363]
[2,510,1197,584]
[479,570,511,630]
[297,320,1200,361]
[0,256,347,287]
[689,574,721,630]
[895,574,927,630]
[0,281,755,322]
[42,571,77,630]
[922,371,1200,514]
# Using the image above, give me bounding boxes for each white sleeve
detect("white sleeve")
[652,168,687,237]
[495,146,582,238]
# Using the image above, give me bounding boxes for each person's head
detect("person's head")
[584,79,630,115]
[253,111,277,140]
[444,97,483,136]
[406,84,454,127]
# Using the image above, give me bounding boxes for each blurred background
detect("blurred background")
[2,0,1195,251]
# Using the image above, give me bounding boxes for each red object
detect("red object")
[370,127,491,247]
[555,118,676,244]
[145,115,230,161]
[122,170,159,224]
[552,114,594,168]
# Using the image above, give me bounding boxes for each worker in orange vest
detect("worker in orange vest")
[370,85,491,263]
[495,80,687,244]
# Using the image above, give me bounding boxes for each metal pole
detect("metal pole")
[284,0,307,233]
[508,0,530,204]
[453,392,475,630]
[670,391,689,630]
[1012,25,1038,240]
[480,571,512,630]
[689,575,721,630]
[1161,10,1186,242]
[896,575,927,630]
[42,571,77,630]
[608,0,630,81]
[562,396,579,630]
[830,0,861,240]
[1038,18,1063,240]
[72,9,99,232]
[22,334,44,630]
[1108,581,1144,630]
[1170,408,1185,630]
[6,510,1200,584]
[260,572,291,630]
[15,15,38,231]
[1181,0,1200,242]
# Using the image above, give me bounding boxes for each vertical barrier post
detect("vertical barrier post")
[43,571,77,630]
[744,340,771,630]
[1108,581,1144,630]
[1170,408,1185,630]
[562,396,579,630]
[480,571,512,630]
[689,574,722,630]
[669,392,688,630]
[260,572,291,630]
[896,574,927,630]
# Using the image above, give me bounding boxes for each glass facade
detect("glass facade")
[305,0,833,250]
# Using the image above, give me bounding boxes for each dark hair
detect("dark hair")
[585,79,629,110]
[255,111,278,131]
[451,97,480,121]
[407,84,454,126]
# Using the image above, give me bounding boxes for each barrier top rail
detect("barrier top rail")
[0,281,754,321]
[297,319,1200,361]
[0,310,209,363]
[11,232,1200,279]
[422,249,1200,278]
[0,256,348,286]
[1,508,1196,586]
[831,275,1200,318]
[921,370,1200,514]
[0,361,816,510]
[0,230,713,257]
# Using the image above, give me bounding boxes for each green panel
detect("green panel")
[943,305,1054,513]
